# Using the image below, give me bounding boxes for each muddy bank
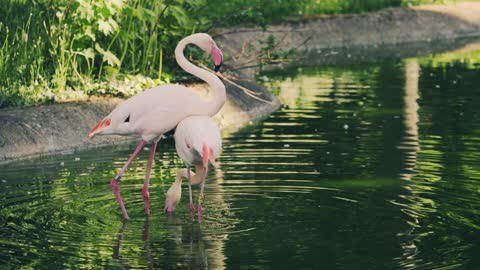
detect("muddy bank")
[215,2,480,77]
[0,80,279,162]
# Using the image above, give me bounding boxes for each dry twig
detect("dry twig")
[197,62,274,104]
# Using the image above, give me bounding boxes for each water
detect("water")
[2,44,480,269]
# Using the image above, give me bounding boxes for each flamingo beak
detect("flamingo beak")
[209,148,219,168]
[87,118,111,140]
[202,144,209,169]
[164,200,174,213]
[164,192,180,213]
[211,44,223,72]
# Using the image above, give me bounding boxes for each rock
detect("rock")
[0,83,279,162]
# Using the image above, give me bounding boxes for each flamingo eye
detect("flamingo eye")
[124,114,130,123]
[186,143,191,149]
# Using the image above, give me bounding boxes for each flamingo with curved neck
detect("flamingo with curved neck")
[174,34,226,116]
[87,33,226,220]
[165,115,221,221]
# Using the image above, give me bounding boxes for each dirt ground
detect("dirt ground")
[416,2,480,24]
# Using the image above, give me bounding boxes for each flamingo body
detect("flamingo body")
[165,116,222,218]
[92,84,214,141]
[174,116,222,167]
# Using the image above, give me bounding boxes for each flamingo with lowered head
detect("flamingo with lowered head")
[164,115,221,220]
[87,33,225,220]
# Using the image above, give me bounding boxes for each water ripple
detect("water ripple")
[3,56,480,268]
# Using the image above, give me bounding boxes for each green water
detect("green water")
[2,45,480,269]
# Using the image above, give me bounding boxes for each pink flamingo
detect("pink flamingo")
[164,115,221,220]
[87,33,225,220]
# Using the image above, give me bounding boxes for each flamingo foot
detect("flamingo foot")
[189,203,195,219]
[197,203,203,222]
[111,180,129,220]
[142,188,150,216]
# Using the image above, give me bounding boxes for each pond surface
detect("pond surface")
[2,43,480,269]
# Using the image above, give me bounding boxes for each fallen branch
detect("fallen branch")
[197,62,274,104]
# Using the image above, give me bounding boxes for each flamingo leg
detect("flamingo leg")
[197,144,211,221]
[111,140,147,220]
[187,167,195,219]
[197,166,208,222]
[142,142,157,216]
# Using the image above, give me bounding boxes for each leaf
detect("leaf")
[82,48,94,60]
[95,43,120,67]
[136,7,155,22]
[107,18,119,32]
[98,19,113,35]
[94,43,105,54]
[142,8,155,21]
[123,5,134,17]
[76,0,95,22]
[104,50,120,67]
[105,0,126,15]
[169,6,191,27]
[84,27,96,41]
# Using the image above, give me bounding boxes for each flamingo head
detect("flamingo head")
[192,33,223,72]
[211,44,223,72]
[164,197,177,213]
[87,117,112,140]
[87,108,132,140]
[164,179,182,213]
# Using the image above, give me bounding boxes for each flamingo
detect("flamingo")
[164,115,221,220]
[87,33,225,220]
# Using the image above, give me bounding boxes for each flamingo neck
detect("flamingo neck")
[177,166,204,185]
[192,165,205,184]
[175,38,226,116]
[175,169,186,185]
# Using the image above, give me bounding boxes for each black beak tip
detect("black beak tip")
[214,63,222,72]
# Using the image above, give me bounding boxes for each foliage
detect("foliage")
[0,0,190,107]
[0,0,457,107]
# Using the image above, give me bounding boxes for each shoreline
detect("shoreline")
[3,2,480,162]
[0,81,280,163]
[215,2,480,78]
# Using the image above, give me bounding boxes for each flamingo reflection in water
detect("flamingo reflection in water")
[112,216,208,268]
